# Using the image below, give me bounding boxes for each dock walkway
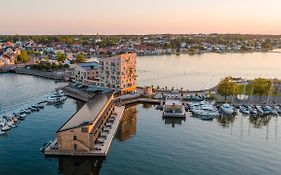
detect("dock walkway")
[93,106,125,156]
[122,98,161,105]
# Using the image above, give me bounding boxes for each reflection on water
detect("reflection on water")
[116,106,137,141]
[162,117,186,127]
[58,157,104,175]
[75,100,86,111]
[142,103,153,109]
[249,116,272,128]
[217,115,236,128]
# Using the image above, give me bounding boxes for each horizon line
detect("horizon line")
[1,32,281,36]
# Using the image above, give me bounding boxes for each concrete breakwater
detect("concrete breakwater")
[14,67,65,81]
[0,65,17,73]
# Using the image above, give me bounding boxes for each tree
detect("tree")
[252,78,272,101]
[217,77,237,101]
[16,50,31,63]
[75,53,86,63]
[56,52,66,62]
[261,39,272,50]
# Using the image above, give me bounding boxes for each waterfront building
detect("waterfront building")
[73,62,101,85]
[99,53,137,93]
[56,92,115,152]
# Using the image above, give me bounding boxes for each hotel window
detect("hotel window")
[81,126,89,133]
[73,144,77,150]
[73,136,77,140]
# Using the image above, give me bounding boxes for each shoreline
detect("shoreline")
[136,49,281,57]
[0,67,67,81]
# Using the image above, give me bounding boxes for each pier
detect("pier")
[44,92,125,157]
[44,106,124,157]
[121,98,161,105]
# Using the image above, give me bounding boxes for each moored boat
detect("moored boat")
[190,101,219,120]
[239,105,250,115]
[1,124,11,131]
[256,105,265,116]
[220,103,235,115]
[163,99,186,118]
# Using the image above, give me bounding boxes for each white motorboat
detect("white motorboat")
[190,101,219,120]
[0,121,6,130]
[274,106,281,114]
[47,95,67,104]
[239,105,250,115]
[264,106,278,115]
[256,105,264,116]
[24,109,31,114]
[47,95,60,102]
[19,114,27,120]
[261,106,271,115]
[1,124,11,131]
[57,90,65,96]
[220,103,235,115]
[163,99,186,118]
[248,105,258,116]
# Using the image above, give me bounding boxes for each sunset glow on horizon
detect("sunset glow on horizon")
[1,0,281,35]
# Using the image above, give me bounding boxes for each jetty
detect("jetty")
[44,92,125,157]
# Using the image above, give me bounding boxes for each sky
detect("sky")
[1,0,281,35]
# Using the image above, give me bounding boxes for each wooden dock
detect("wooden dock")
[44,106,125,157]
[121,97,161,105]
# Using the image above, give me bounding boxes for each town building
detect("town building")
[99,53,137,93]
[72,53,137,93]
[0,58,4,67]
[56,92,115,153]
[73,62,101,85]
[0,53,16,66]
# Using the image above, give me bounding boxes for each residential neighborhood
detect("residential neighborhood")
[1,34,281,68]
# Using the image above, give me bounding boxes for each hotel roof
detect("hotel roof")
[57,92,114,132]
[77,61,100,70]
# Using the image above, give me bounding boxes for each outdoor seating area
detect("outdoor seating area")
[92,108,124,154]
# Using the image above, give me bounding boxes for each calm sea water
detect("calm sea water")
[137,51,281,90]
[1,52,281,175]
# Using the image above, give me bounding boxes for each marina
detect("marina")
[0,89,67,134]
[1,50,281,174]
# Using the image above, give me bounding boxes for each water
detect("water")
[0,74,80,175]
[0,73,67,114]
[137,52,281,90]
[101,105,281,175]
[1,51,281,175]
